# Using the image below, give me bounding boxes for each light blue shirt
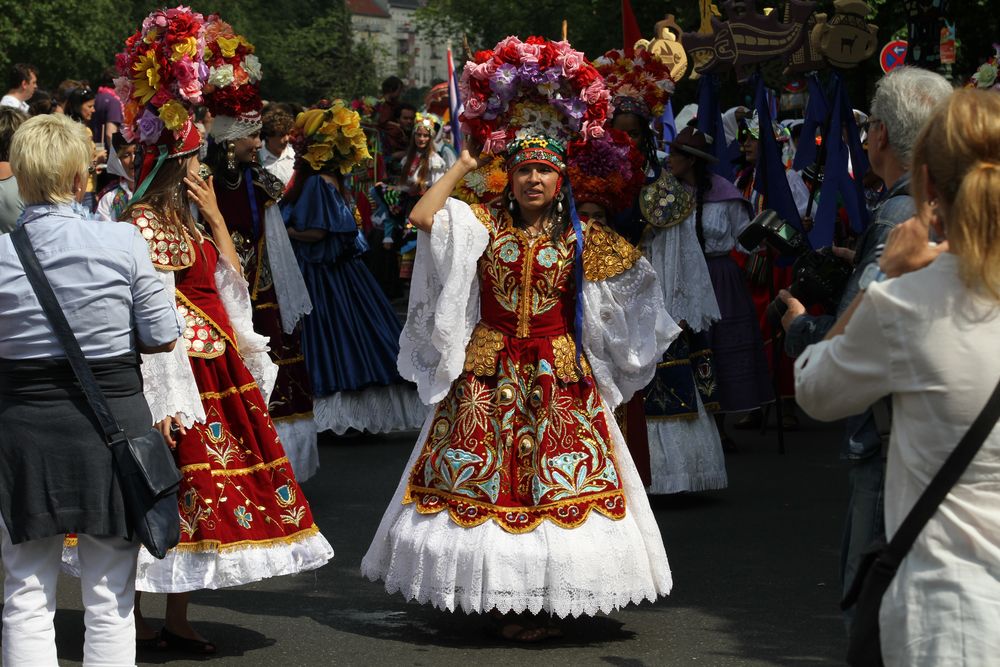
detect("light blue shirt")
[0,204,182,360]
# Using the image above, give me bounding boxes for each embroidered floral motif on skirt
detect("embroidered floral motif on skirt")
[644,329,720,420]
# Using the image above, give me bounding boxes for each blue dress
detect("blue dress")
[282,175,404,397]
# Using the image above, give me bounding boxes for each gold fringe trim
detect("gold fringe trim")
[199,381,259,401]
[274,355,305,366]
[403,485,626,534]
[271,410,315,423]
[170,524,320,553]
[180,456,291,477]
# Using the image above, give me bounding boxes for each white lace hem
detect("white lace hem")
[313,384,427,435]
[275,415,320,482]
[361,398,672,618]
[62,531,333,593]
[646,393,728,495]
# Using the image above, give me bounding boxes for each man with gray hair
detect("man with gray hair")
[776,66,953,623]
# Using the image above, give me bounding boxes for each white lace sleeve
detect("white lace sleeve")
[213,255,278,401]
[397,197,488,405]
[140,269,205,428]
[642,217,721,334]
[263,204,312,334]
[582,256,681,409]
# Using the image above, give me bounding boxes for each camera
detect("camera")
[738,210,852,329]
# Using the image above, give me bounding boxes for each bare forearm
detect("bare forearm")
[204,215,242,275]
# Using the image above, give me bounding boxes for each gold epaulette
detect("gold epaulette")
[582,219,642,281]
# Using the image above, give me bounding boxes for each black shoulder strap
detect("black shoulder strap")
[885,378,1000,563]
[10,226,126,448]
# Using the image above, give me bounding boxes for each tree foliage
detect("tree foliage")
[0,0,377,104]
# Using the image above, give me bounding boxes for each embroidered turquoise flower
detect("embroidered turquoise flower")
[234,505,253,529]
[498,240,520,263]
[536,247,559,268]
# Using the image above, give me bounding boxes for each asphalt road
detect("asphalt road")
[53,414,850,666]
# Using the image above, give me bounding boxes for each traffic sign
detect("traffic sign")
[880,40,908,73]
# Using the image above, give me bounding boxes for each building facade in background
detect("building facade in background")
[346,0,451,90]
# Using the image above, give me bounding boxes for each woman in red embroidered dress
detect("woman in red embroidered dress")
[363,134,679,640]
[120,122,333,653]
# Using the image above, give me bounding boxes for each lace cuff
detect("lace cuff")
[582,256,680,409]
[213,255,278,401]
[397,197,489,405]
[264,204,313,334]
[141,270,205,427]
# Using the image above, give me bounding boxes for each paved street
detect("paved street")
[54,414,850,666]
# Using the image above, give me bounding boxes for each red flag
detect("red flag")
[622,0,642,56]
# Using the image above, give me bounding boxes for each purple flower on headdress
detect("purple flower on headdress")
[518,62,543,86]
[537,68,562,97]
[138,108,165,144]
[552,96,586,130]
[490,63,519,103]
[483,95,504,120]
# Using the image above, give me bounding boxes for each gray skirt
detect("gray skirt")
[0,354,152,544]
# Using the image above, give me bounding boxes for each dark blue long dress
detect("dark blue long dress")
[281,175,404,397]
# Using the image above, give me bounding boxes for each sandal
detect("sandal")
[160,626,217,655]
[486,611,556,644]
[136,630,167,652]
[733,409,763,430]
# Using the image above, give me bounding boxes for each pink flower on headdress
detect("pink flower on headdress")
[469,59,498,81]
[558,51,585,77]
[464,96,486,118]
[150,87,173,108]
[581,120,605,140]
[517,41,543,64]
[113,76,131,104]
[483,130,509,154]
[582,81,609,106]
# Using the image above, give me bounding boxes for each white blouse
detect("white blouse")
[795,253,1000,666]
[699,199,752,256]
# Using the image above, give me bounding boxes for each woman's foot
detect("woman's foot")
[487,611,559,643]
[161,625,217,655]
[734,409,763,430]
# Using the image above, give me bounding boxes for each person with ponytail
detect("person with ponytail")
[668,127,773,448]
[796,87,1000,666]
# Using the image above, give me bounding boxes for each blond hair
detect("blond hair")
[9,113,92,205]
[912,88,1000,300]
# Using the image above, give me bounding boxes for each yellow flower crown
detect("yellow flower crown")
[293,101,372,175]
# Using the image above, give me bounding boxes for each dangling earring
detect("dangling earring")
[556,192,564,215]
[508,191,516,214]
[226,141,237,172]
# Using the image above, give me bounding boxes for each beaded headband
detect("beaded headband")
[504,135,567,173]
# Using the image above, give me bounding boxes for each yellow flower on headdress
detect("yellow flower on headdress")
[217,36,241,58]
[132,50,161,105]
[171,36,198,62]
[157,99,188,131]
[144,28,160,45]
[304,143,335,171]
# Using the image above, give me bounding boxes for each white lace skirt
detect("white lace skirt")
[361,397,673,617]
[275,414,320,482]
[646,393,728,495]
[313,384,428,435]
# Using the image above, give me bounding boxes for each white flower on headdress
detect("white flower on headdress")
[243,54,262,83]
[208,64,235,88]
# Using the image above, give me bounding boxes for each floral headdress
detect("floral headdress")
[452,155,508,205]
[593,49,675,121]
[745,111,790,143]
[459,36,610,154]
[202,15,263,141]
[115,6,207,199]
[567,128,645,216]
[291,101,372,175]
[115,5,207,147]
[966,45,1000,91]
[414,111,442,134]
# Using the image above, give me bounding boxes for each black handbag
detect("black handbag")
[841,378,1000,666]
[11,226,182,559]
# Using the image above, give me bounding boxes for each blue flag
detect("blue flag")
[752,74,806,247]
[661,99,677,155]
[696,73,736,179]
[793,74,830,172]
[809,73,870,248]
